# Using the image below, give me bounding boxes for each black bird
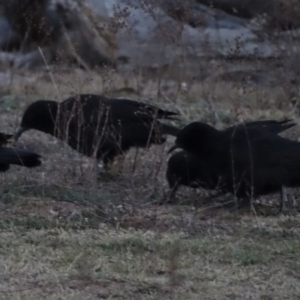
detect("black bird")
[168,119,298,212]
[167,119,296,193]
[166,150,221,198]
[15,94,179,169]
[0,132,42,172]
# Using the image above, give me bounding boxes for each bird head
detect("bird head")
[168,122,219,157]
[15,100,59,141]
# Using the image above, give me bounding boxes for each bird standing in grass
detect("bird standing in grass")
[15,94,179,171]
[0,132,42,172]
[168,119,298,213]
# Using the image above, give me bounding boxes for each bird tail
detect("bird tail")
[160,123,180,136]
[246,119,296,134]
[273,119,297,134]
[0,147,42,168]
[230,119,297,135]
[159,111,180,121]
[139,101,180,120]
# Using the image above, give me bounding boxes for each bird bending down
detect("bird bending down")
[0,132,42,172]
[15,94,179,171]
[168,119,297,213]
[166,150,222,200]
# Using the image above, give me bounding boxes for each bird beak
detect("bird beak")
[168,144,179,154]
[14,127,26,142]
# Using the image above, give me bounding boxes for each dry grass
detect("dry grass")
[0,54,300,299]
[0,220,300,299]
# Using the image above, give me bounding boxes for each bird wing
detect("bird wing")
[228,128,300,167]
[215,128,300,196]
[225,128,300,189]
[62,95,179,129]
[60,95,179,151]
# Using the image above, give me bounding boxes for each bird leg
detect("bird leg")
[166,183,180,204]
[97,155,114,181]
[98,153,124,181]
[278,186,289,215]
[103,159,113,172]
[102,151,116,172]
[113,155,125,176]
[156,183,180,205]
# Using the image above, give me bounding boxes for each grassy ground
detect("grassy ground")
[0,59,300,299]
